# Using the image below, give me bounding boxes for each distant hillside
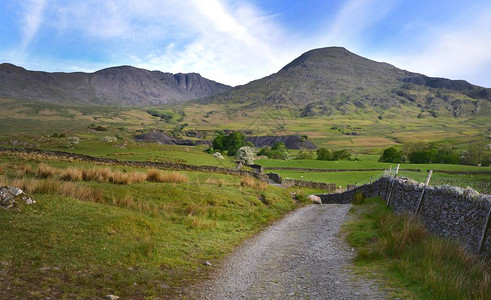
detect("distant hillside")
[0,64,231,105]
[201,47,490,117]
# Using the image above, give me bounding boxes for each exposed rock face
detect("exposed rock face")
[203,47,490,117]
[0,63,231,105]
[0,186,36,210]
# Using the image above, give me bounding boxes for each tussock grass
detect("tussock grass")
[82,167,112,182]
[37,163,59,178]
[345,197,491,299]
[146,169,188,183]
[241,176,268,191]
[205,178,227,187]
[0,176,102,203]
[60,168,83,181]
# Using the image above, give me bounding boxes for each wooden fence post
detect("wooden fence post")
[478,206,491,254]
[386,164,400,207]
[415,170,433,214]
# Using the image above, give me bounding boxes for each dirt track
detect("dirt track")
[186,204,386,299]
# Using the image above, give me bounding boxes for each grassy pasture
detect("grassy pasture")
[0,152,312,298]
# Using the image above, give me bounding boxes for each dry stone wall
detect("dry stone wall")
[318,176,491,256]
[0,148,335,191]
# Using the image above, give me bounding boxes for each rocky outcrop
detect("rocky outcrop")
[1,186,36,210]
[0,63,231,105]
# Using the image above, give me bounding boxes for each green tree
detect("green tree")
[379,147,405,163]
[212,131,251,156]
[332,149,351,161]
[258,142,290,160]
[409,149,438,163]
[316,148,332,161]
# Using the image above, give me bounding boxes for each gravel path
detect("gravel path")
[186,204,386,299]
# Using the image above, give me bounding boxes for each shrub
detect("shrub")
[332,149,351,160]
[258,142,290,160]
[379,147,405,163]
[316,148,332,160]
[212,131,252,156]
[296,151,315,160]
[236,146,256,165]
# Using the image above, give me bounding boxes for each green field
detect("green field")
[0,152,316,298]
[1,96,489,297]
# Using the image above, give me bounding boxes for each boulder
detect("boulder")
[0,186,36,210]
[307,195,322,204]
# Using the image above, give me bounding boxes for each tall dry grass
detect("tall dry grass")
[240,176,268,191]
[37,163,59,178]
[205,178,227,187]
[146,169,188,183]
[353,201,491,299]
[1,177,102,203]
[60,168,83,181]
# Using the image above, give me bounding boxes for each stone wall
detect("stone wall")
[318,176,491,256]
[282,179,336,191]
[0,147,335,190]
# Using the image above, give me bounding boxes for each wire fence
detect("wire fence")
[385,166,490,195]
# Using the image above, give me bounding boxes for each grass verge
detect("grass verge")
[344,197,491,299]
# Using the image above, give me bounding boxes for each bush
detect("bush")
[316,148,332,160]
[379,147,405,163]
[296,150,315,160]
[212,131,252,156]
[258,142,290,160]
[409,149,438,163]
[332,149,351,160]
[236,146,256,165]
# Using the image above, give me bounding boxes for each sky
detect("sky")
[0,0,490,87]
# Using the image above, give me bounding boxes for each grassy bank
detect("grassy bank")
[344,197,491,299]
[0,153,309,298]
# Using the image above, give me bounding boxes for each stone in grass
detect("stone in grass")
[105,295,119,300]
[307,195,322,204]
[203,261,212,266]
[0,186,36,210]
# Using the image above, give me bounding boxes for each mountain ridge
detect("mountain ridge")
[0,63,232,105]
[200,47,490,117]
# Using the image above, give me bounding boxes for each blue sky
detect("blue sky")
[1,0,490,87]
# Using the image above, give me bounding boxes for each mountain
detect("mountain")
[0,64,231,105]
[201,47,490,117]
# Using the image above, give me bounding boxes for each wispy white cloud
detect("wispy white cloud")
[19,0,46,51]
[319,0,397,49]
[45,0,299,85]
[3,0,490,87]
[372,5,491,87]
